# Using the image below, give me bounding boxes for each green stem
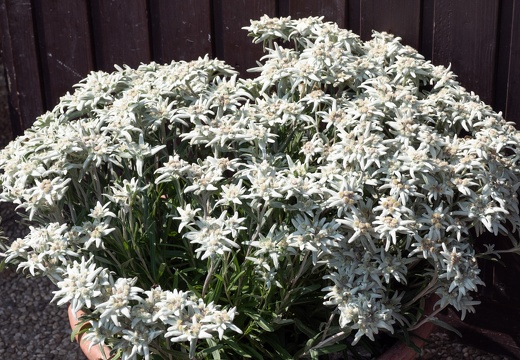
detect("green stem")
[202,257,217,298]
[244,200,269,259]
[403,270,438,308]
[408,304,445,331]
[275,252,311,315]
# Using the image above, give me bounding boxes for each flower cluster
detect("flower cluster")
[2,15,520,359]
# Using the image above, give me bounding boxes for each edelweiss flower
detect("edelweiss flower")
[2,15,520,358]
[184,214,240,260]
[52,257,109,314]
[97,277,144,327]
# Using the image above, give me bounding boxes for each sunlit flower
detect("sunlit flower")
[2,14,520,358]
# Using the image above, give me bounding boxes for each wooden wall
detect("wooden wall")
[1,0,519,133]
[1,0,520,303]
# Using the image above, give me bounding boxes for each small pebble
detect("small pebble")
[0,267,84,359]
[420,331,513,360]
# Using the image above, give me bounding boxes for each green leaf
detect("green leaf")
[198,339,223,359]
[223,340,253,358]
[244,310,274,332]
[294,318,318,338]
[272,317,294,326]
[205,273,224,303]
[430,318,462,337]
[263,334,293,359]
[107,348,122,360]
[256,317,274,332]
[310,343,348,357]
[157,262,167,279]
[69,318,91,343]
[300,283,321,294]
[228,269,247,289]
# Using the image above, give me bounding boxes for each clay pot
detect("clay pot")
[68,305,112,360]
[67,297,436,360]
[377,296,437,360]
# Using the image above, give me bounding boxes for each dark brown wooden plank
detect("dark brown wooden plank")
[347,0,361,35]
[420,0,434,60]
[432,0,500,105]
[280,0,347,27]
[213,0,277,76]
[359,0,421,49]
[149,0,213,63]
[493,0,514,119]
[0,0,44,134]
[33,0,94,109]
[491,0,520,304]
[504,0,520,124]
[90,0,151,71]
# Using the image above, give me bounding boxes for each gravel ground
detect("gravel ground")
[0,267,85,359]
[421,331,512,360]
[0,53,84,359]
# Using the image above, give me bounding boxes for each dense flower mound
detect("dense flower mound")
[2,15,520,359]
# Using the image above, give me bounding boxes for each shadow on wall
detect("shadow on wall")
[0,49,21,240]
[0,50,13,149]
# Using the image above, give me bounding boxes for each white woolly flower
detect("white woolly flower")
[173,204,201,232]
[52,257,109,314]
[97,277,144,327]
[2,14,520,357]
[184,213,240,260]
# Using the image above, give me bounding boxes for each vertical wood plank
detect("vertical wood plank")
[280,0,347,27]
[504,0,520,124]
[420,0,435,60]
[347,0,361,35]
[33,0,94,109]
[0,0,44,134]
[492,0,520,304]
[494,0,514,119]
[213,0,277,76]
[149,0,213,63]
[359,0,422,49]
[90,0,151,71]
[432,0,499,105]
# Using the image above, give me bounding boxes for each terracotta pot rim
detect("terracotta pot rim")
[68,305,112,360]
[376,295,438,360]
[68,296,437,360]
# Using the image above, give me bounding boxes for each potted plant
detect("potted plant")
[1,15,520,359]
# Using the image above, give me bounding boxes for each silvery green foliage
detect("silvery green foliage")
[1,15,520,359]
